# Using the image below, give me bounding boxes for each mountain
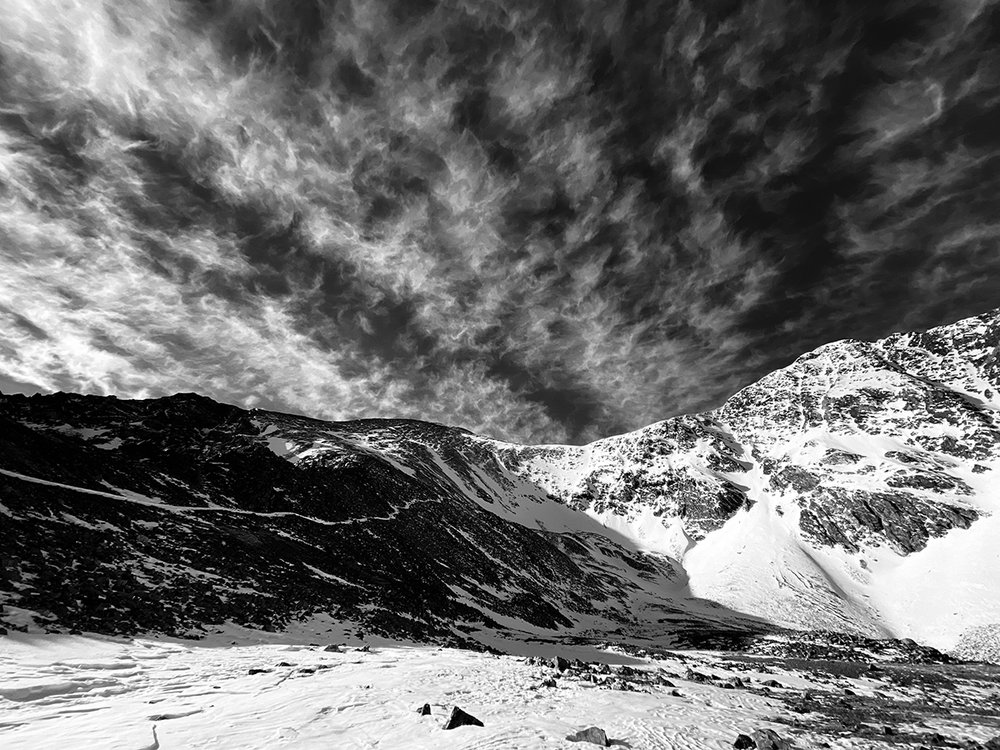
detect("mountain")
[2,309,999,659]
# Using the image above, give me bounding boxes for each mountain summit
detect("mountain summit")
[2,310,999,659]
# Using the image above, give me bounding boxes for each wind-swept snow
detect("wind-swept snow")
[3,633,997,749]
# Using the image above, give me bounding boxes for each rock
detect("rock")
[417,703,431,716]
[248,668,271,675]
[323,644,341,652]
[753,728,792,749]
[442,706,483,730]
[565,726,610,746]
[552,656,570,672]
[358,644,370,652]
[734,735,755,749]
[984,737,1000,749]
[541,677,557,688]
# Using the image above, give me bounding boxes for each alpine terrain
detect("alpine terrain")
[2,309,1000,663]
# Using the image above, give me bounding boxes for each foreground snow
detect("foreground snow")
[2,633,999,749]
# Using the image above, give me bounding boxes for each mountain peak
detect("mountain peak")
[2,309,999,659]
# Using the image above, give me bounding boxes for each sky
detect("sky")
[0,0,999,445]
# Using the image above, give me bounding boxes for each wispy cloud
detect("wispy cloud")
[1,0,998,443]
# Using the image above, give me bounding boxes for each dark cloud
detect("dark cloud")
[1,0,999,443]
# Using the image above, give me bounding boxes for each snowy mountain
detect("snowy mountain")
[2,309,999,659]
[495,309,1000,654]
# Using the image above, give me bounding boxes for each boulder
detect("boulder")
[565,726,610,746]
[753,728,792,749]
[417,703,431,716]
[552,656,570,672]
[442,706,484,730]
[734,735,755,749]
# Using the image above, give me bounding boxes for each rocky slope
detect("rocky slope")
[2,309,999,657]
[0,394,762,649]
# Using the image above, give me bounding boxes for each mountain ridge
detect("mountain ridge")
[2,309,999,659]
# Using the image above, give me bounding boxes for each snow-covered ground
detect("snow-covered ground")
[3,630,999,749]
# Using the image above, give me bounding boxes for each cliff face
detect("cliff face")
[503,311,1000,554]
[3,310,999,655]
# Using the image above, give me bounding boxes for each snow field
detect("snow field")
[0,634,826,750]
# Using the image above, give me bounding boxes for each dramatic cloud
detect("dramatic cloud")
[1,0,999,443]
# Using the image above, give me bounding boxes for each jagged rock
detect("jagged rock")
[417,703,431,716]
[442,706,483,730]
[552,656,570,672]
[734,735,755,749]
[762,680,783,688]
[540,677,557,688]
[752,728,792,749]
[247,668,271,675]
[565,726,610,746]
[323,644,341,652]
